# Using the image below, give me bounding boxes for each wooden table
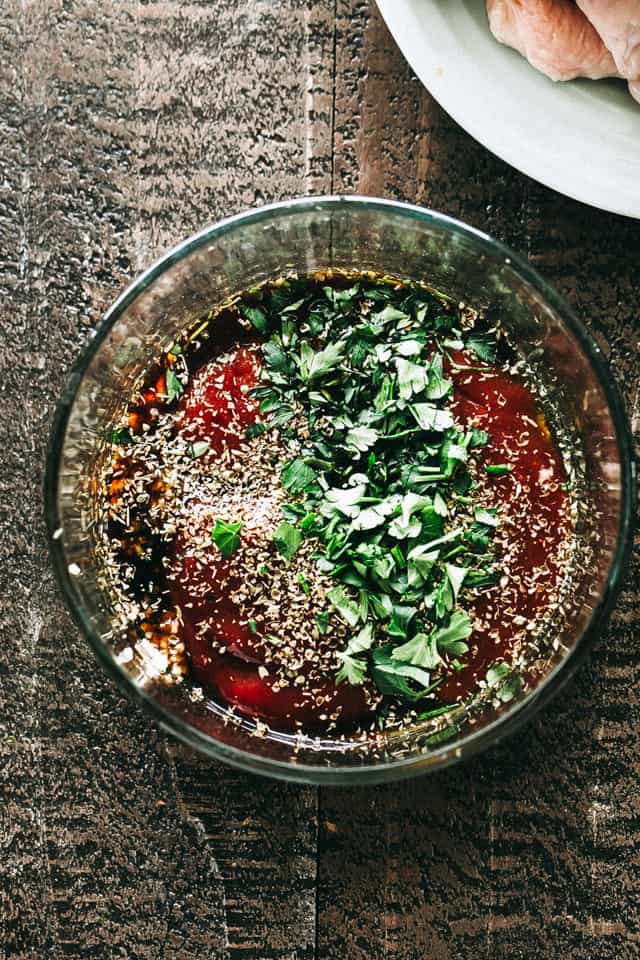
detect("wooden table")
[1,2,638,958]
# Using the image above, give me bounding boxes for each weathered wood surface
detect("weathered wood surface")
[0,2,637,959]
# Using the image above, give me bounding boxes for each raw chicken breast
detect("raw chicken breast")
[576,1,640,100]
[487,0,619,81]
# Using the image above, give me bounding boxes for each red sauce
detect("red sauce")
[168,347,570,730]
[440,354,570,701]
[176,346,261,453]
[169,349,375,730]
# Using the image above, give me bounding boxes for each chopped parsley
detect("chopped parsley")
[282,457,317,493]
[245,422,268,440]
[272,521,302,562]
[486,661,522,703]
[240,275,504,704]
[298,572,311,595]
[211,519,242,557]
[165,366,184,403]
[111,428,132,445]
[240,303,268,333]
[187,440,210,459]
[466,330,498,363]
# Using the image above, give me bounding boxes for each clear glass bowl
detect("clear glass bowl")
[45,197,635,785]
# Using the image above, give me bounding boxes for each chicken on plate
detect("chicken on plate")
[487,0,640,103]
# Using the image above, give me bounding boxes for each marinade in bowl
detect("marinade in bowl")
[98,271,577,738]
[46,198,634,783]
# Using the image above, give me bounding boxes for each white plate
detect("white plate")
[376,0,640,218]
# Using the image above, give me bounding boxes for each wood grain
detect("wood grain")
[1,1,638,959]
[171,748,318,960]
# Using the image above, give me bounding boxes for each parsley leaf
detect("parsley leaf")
[485,661,522,702]
[468,427,490,448]
[388,492,432,539]
[240,304,268,333]
[245,422,267,440]
[444,563,468,601]
[407,545,439,587]
[432,610,473,657]
[441,434,468,476]
[165,366,184,403]
[345,623,375,656]
[420,506,444,542]
[352,501,395,532]
[321,484,368,519]
[187,440,210,459]
[345,425,378,453]
[425,353,453,400]
[391,631,440,670]
[273,521,302,561]
[410,403,454,432]
[465,522,491,552]
[395,338,423,357]
[486,661,510,686]
[466,330,497,363]
[300,340,346,382]
[327,586,361,628]
[371,646,434,700]
[396,357,428,399]
[336,653,368,686]
[263,340,290,373]
[474,507,500,527]
[282,457,317,493]
[323,283,360,305]
[433,491,448,517]
[387,605,417,639]
[111,428,132,445]
[211,519,242,557]
[375,305,410,324]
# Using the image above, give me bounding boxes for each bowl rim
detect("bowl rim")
[44,195,636,785]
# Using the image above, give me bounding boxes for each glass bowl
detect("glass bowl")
[45,196,635,785]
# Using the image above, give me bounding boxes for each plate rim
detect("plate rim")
[376,0,640,219]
